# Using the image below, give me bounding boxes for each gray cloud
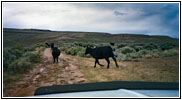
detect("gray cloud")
[2,3,179,38]
[113,11,127,16]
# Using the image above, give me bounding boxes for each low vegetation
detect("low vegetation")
[59,42,179,62]
[3,44,44,87]
[3,41,179,85]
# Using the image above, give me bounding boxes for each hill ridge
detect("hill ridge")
[3,28,178,47]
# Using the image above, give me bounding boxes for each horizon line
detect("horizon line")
[3,27,179,39]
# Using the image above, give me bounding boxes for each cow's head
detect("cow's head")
[50,43,54,48]
[85,46,92,55]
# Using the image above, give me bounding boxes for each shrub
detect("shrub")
[133,46,143,52]
[3,53,16,72]
[149,49,162,58]
[143,43,158,50]
[114,49,123,61]
[24,47,34,51]
[11,44,24,52]
[121,46,135,54]
[3,44,42,74]
[60,44,70,52]
[74,42,86,47]
[23,52,40,63]
[122,54,132,61]
[65,46,82,56]
[78,48,91,58]
[3,47,23,72]
[6,46,24,59]
[77,47,85,57]
[129,52,139,59]
[34,43,46,48]
[123,53,139,61]
[9,58,31,74]
[159,43,178,51]
[145,54,153,59]
[149,52,160,58]
[123,57,132,61]
[137,49,149,57]
[162,49,179,57]
[117,43,126,48]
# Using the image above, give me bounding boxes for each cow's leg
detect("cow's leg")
[97,60,104,67]
[94,59,98,68]
[105,58,110,69]
[112,56,119,68]
[57,57,59,63]
[53,57,55,63]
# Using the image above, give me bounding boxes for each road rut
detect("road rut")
[10,48,87,97]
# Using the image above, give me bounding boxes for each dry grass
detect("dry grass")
[73,56,179,83]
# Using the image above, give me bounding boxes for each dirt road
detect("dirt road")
[10,48,87,97]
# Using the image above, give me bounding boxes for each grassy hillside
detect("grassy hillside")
[3,28,178,47]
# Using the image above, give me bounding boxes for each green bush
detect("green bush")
[65,46,82,56]
[61,42,179,61]
[9,58,31,74]
[74,42,85,47]
[117,43,126,48]
[3,47,23,72]
[133,46,143,52]
[129,52,139,59]
[6,46,24,59]
[137,49,149,57]
[11,44,24,52]
[124,53,139,61]
[23,52,40,63]
[123,57,132,61]
[121,46,135,54]
[143,43,158,50]
[24,47,34,51]
[149,49,162,58]
[159,43,178,51]
[162,49,179,57]
[145,54,153,59]
[34,43,46,48]
[3,54,16,72]
[60,44,70,52]
[3,44,41,74]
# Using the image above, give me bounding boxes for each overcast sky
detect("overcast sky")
[3,2,179,38]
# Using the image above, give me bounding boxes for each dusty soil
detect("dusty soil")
[75,55,179,83]
[8,48,87,97]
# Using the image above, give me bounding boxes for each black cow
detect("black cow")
[51,43,61,63]
[85,46,119,69]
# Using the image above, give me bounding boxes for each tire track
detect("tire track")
[10,48,87,97]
